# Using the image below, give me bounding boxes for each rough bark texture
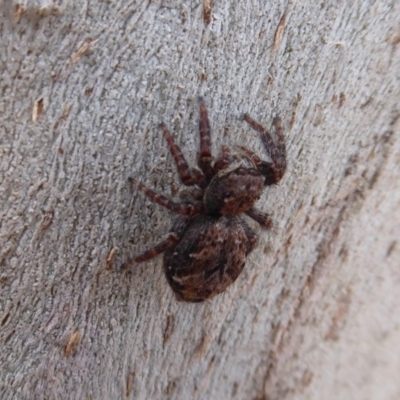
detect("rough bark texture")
[1,1,399,399]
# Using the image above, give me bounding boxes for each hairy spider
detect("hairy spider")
[121,98,286,302]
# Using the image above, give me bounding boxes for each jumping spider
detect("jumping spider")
[122,98,286,302]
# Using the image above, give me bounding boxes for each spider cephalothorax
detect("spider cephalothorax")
[122,98,286,302]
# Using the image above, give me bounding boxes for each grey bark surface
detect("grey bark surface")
[1,1,400,399]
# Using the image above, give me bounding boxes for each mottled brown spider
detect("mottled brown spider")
[121,98,286,302]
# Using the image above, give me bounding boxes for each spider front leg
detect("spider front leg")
[243,114,286,185]
[160,123,206,187]
[121,232,180,268]
[198,97,214,181]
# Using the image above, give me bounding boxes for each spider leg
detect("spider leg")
[129,178,198,215]
[214,145,231,173]
[198,97,214,180]
[243,114,286,185]
[240,219,257,253]
[121,232,180,268]
[236,145,262,167]
[160,123,205,186]
[179,187,204,203]
[191,168,208,188]
[246,207,272,229]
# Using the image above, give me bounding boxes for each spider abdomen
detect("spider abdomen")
[163,214,256,302]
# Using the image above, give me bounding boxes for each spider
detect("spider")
[121,98,286,302]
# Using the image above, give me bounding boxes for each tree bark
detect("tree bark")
[1,1,399,399]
